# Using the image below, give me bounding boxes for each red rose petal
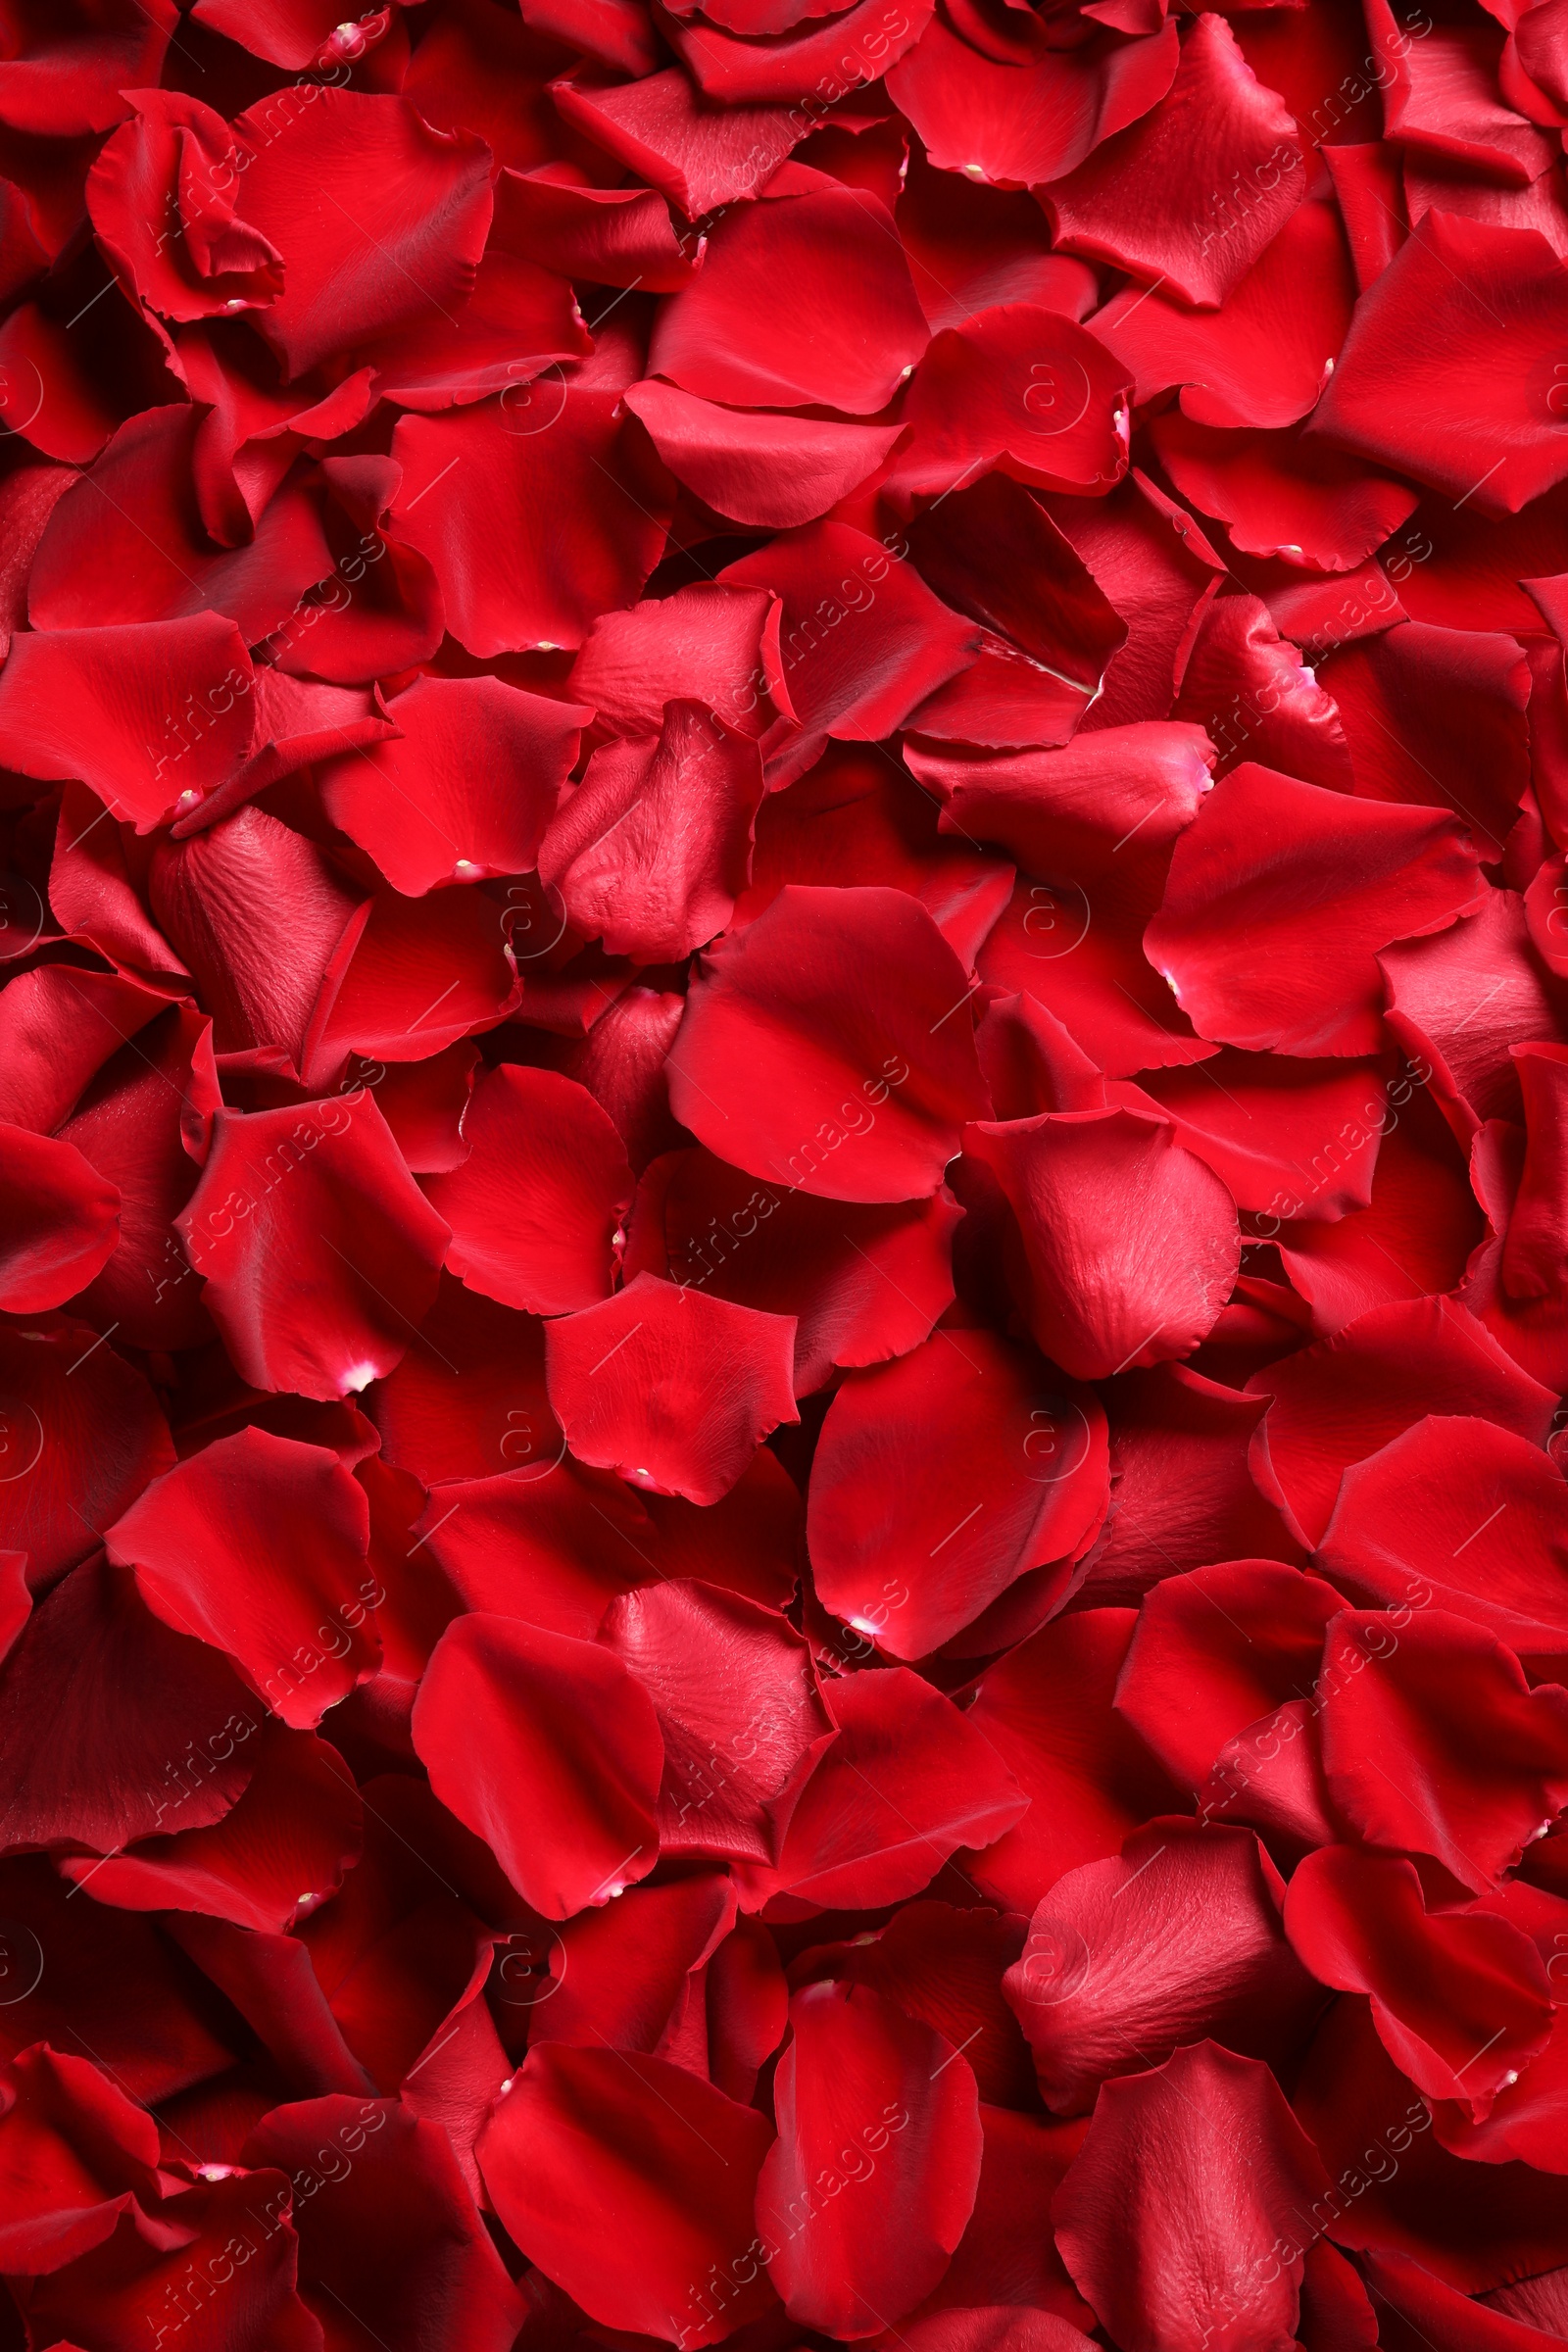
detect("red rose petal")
[808,1329,1107,1656]
[106,1427,381,1729]
[477,2044,776,2343]
[1146,760,1488,1056]
[424,1063,633,1316]
[413,1610,662,1916]
[758,1981,984,2335]
[1004,1826,1324,2114]
[1054,2040,1332,2352]
[545,1270,798,1503]
[177,1095,450,1401]
[671,884,990,1204]
[965,1107,1241,1381]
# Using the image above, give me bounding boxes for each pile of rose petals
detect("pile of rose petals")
[6,1,1568,2348]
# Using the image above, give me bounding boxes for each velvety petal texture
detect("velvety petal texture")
[9,4,1568,2343]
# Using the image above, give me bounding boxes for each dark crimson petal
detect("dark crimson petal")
[1244,1296,1554,1548]
[1038,468,1226,729]
[16,2169,319,2352]
[544,1271,798,1504]
[808,1330,1108,1656]
[1367,2251,1568,2352]
[537,701,764,961]
[648,180,926,415]
[1075,1364,1306,1607]
[1004,1826,1324,2114]
[1132,1049,1388,1219]
[27,407,334,642]
[771,1664,1026,1909]
[411,1460,653,1639]
[495,167,696,292]
[57,1004,221,1352]
[1042,15,1306,307]
[1274,1078,1484,1335]
[477,2044,776,2342]
[1385,892,1568,1132]
[964,1608,1183,1911]
[366,1275,559,1485]
[916,2103,1095,2328]
[0,1316,174,1587]
[363,1043,476,1177]
[176,1095,450,1401]
[175,325,378,548]
[906,721,1213,885]
[0,2042,167,2277]
[318,673,589,897]
[1324,620,1532,859]
[975,864,1214,1078]
[662,0,930,103]
[57,1720,362,1935]
[423,1064,632,1317]
[0,1121,119,1311]
[0,1854,237,2101]
[1293,1994,1568,2290]
[670,884,990,1204]
[965,1108,1241,1381]
[0,1555,255,1854]
[1431,2003,1568,2173]
[340,249,591,417]
[1317,1414,1568,1668]
[1312,212,1568,514]
[517,1873,738,2058]
[626,1147,959,1396]
[757,1981,983,2335]
[1317,1607,1568,1892]
[736,745,1014,970]
[1146,761,1488,1056]
[413,1610,662,1916]
[1171,592,1352,792]
[1053,2041,1332,2352]
[0,0,176,135]
[192,0,391,67]
[905,470,1128,709]
[1482,2265,1568,2337]
[86,91,283,323]
[791,1902,1035,2111]
[106,1427,380,1730]
[1285,1845,1552,2106]
[600,1579,831,1868]
[0,614,255,832]
[1093,197,1357,430]
[242,2095,523,2352]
